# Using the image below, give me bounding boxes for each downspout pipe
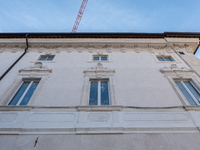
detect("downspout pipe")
[0,34,29,81]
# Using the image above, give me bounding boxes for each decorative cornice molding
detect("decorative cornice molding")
[0,40,197,54]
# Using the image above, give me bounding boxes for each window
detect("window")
[7,79,40,106]
[157,56,173,61]
[38,55,54,61]
[93,56,108,61]
[175,81,200,105]
[89,80,109,105]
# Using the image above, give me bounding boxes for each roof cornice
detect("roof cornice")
[0,32,200,39]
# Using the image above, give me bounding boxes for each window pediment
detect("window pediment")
[19,62,52,74]
[160,64,193,78]
[84,63,115,78]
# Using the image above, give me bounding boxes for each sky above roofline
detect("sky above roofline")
[0,0,200,58]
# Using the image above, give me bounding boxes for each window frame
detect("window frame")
[157,56,174,62]
[88,79,110,106]
[151,53,181,63]
[174,79,200,106]
[160,64,200,106]
[0,62,52,106]
[38,55,55,61]
[93,55,108,61]
[6,79,40,106]
[81,63,116,105]
[31,52,56,63]
[87,53,112,63]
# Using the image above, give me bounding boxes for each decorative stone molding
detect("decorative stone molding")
[186,47,193,53]
[97,50,103,55]
[166,47,173,53]
[0,113,18,122]
[88,113,110,122]
[11,47,18,53]
[19,62,52,74]
[104,44,112,53]
[123,113,189,121]
[88,48,93,53]
[38,48,44,53]
[88,44,95,53]
[56,48,61,53]
[0,48,5,53]
[0,44,6,53]
[66,48,72,53]
[120,47,126,53]
[148,45,154,53]
[172,43,188,52]
[120,45,126,53]
[106,48,112,53]
[28,113,76,122]
[45,51,52,55]
[0,40,198,54]
[134,45,140,53]
[84,63,115,78]
[160,64,193,78]
[77,47,83,53]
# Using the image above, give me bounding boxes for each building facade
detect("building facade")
[1,33,200,150]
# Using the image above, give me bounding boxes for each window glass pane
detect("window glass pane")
[157,57,164,61]
[184,81,200,103]
[93,57,99,61]
[164,57,172,61]
[176,81,197,105]
[20,82,39,105]
[8,82,30,105]
[47,56,54,61]
[89,81,98,105]
[38,56,47,61]
[101,57,108,61]
[101,81,109,105]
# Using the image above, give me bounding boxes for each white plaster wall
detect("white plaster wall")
[0,46,195,107]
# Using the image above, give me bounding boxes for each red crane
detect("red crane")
[72,0,88,33]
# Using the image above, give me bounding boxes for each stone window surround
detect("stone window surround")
[0,62,52,106]
[81,63,116,105]
[87,52,113,63]
[160,64,200,106]
[31,51,56,63]
[152,53,181,63]
[6,78,40,106]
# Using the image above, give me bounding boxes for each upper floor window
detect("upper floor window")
[93,56,108,61]
[157,56,173,62]
[89,80,109,105]
[175,80,200,105]
[38,55,55,61]
[7,79,40,106]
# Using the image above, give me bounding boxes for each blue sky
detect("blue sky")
[0,0,200,58]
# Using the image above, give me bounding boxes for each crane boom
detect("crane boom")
[72,0,88,33]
